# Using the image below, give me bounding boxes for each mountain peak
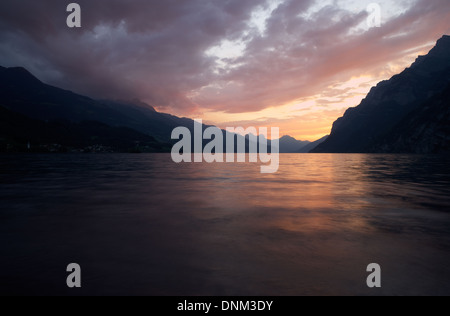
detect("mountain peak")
[113,99,157,112]
[409,35,450,72]
[430,35,450,54]
[0,66,42,86]
[280,135,297,141]
[8,66,34,75]
[130,99,157,112]
[313,35,450,153]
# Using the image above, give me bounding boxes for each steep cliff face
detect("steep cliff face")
[373,83,450,153]
[312,35,450,153]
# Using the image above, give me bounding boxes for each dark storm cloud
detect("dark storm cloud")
[0,0,266,112]
[0,0,449,115]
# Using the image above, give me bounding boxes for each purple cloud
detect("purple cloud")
[0,0,449,116]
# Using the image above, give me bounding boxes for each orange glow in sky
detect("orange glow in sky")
[2,0,449,142]
[200,52,432,141]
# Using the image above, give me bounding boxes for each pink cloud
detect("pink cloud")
[0,0,449,117]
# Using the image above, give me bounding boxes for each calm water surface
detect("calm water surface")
[1,154,450,295]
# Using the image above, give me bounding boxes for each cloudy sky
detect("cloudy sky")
[1,0,449,140]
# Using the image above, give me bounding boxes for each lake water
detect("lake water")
[1,154,450,296]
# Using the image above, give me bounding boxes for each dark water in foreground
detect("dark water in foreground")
[1,154,450,296]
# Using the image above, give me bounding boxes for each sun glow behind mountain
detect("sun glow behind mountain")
[197,0,447,141]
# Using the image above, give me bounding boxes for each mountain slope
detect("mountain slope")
[0,66,195,143]
[98,99,195,142]
[373,83,450,153]
[276,136,310,153]
[0,105,170,153]
[0,66,300,153]
[298,136,329,153]
[0,66,278,151]
[313,35,450,153]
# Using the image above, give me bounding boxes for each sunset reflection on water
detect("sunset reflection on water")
[1,154,450,295]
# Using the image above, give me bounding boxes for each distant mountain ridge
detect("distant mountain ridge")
[0,65,194,143]
[0,105,169,153]
[0,66,315,153]
[276,136,311,153]
[299,136,328,153]
[312,35,450,153]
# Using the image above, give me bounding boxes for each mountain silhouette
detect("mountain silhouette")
[276,136,311,153]
[0,105,170,153]
[312,35,450,153]
[0,67,283,153]
[373,82,450,153]
[298,136,328,153]
[0,66,195,143]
